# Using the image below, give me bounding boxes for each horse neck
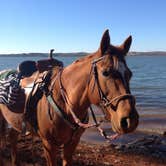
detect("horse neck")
[59,53,98,111]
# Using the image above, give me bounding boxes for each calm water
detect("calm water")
[0,55,166,139]
[127,56,166,112]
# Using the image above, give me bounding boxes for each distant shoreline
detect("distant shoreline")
[128,51,166,56]
[0,51,166,57]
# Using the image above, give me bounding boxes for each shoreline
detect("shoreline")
[0,52,166,57]
[82,106,166,144]
[82,126,166,145]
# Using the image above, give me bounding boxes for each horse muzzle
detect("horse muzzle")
[120,109,139,134]
[111,108,139,134]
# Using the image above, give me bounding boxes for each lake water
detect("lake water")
[0,55,166,142]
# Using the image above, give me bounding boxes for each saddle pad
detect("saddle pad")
[0,69,17,80]
[0,69,25,112]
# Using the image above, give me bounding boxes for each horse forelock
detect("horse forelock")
[112,55,119,70]
[111,54,128,86]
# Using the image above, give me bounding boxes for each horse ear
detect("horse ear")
[120,35,132,55]
[100,29,110,55]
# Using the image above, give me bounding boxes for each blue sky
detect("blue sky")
[0,0,166,53]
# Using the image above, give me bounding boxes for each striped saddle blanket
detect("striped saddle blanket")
[0,69,25,111]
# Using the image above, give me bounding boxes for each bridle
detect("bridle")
[44,55,136,141]
[90,56,135,115]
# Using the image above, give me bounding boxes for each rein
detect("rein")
[58,70,100,129]
[45,56,135,141]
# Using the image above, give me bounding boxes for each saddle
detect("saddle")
[21,56,63,132]
[19,57,63,103]
[18,58,63,78]
[0,50,63,133]
[0,50,63,114]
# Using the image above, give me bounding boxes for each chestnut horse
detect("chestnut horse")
[0,30,139,166]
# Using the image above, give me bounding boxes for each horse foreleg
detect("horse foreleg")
[0,138,4,166]
[42,139,59,166]
[63,131,83,166]
[0,113,6,166]
[8,129,19,166]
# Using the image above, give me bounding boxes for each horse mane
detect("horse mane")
[72,44,125,71]
[73,52,97,64]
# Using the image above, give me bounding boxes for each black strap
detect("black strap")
[89,105,100,126]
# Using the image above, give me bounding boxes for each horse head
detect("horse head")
[88,30,139,134]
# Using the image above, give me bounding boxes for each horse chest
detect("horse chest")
[38,112,74,144]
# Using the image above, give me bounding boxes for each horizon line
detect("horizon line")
[0,50,166,55]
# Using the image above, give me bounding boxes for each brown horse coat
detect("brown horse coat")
[0,30,139,166]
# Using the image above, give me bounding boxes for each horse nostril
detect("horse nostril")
[120,118,129,129]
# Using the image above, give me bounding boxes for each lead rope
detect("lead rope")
[89,106,120,141]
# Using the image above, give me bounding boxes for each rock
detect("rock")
[112,134,166,162]
[115,144,125,150]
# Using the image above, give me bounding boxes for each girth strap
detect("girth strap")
[46,94,77,130]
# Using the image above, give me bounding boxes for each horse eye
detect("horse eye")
[102,70,110,77]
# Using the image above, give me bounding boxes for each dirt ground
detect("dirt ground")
[0,134,166,166]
